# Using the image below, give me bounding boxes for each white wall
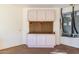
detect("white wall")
[0,5,23,49]
[62,6,72,13]
[61,37,79,48]
[54,8,61,45]
[22,8,29,44]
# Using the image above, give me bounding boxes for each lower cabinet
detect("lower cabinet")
[27,34,55,48]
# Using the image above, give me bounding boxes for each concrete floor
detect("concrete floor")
[0,44,79,54]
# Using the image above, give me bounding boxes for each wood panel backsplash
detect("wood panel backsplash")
[29,21,54,34]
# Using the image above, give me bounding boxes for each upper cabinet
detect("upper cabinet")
[45,9,55,21]
[27,8,56,21]
[37,9,45,21]
[28,9,37,21]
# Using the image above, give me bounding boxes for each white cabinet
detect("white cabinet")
[27,9,56,21]
[27,34,37,47]
[45,9,55,21]
[36,34,46,47]
[37,9,46,21]
[28,9,37,21]
[27,34,55,48]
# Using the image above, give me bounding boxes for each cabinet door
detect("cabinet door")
[36,34,46,47]
[45,9,55,21]
[37,9,45,21]
[27,34,37,47]
[36,34,55,48]
[46,35,55,47]
[45,9,51,21]
[28,9,37,21]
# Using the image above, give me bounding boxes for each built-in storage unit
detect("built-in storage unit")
[25,8,56,48]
